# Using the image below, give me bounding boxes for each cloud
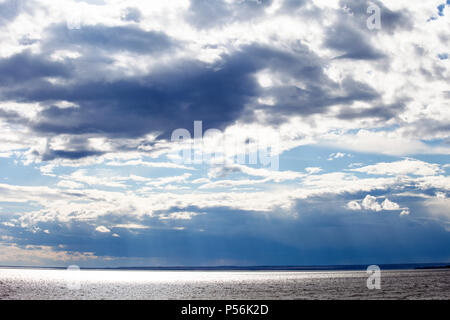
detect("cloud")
[159,211,201,220]
[347,200,361,210]
[361,194,382,211]
[95,226,110,233]
[207,163,305,181]
[113,223,149,230]
[278,0,308,13]
[42,148,105,161]
[339,0,412,34]
[56,180,84,189]
[337,101,407,121]
[0,50,71,85]
[400,209,410,216]
[0,0,443,165]
[351,159,443,176]
[327,152,350,161]
[349,194,406,214]
[105,159,195,170]
[61,169,127,188]
[325,23,386,60]
[381,198,400,210]
[45,24,174,54]
[0,242,98,265]
[121,7,142,23]
[0,0,28,26]
[185,0,273,29]
[321,130,450,156]
[145,173,192,187]
[0,38,390,162]
[305,167,322,174]
[7,50,260,144]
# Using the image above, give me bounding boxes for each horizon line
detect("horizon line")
[1,262,449,271]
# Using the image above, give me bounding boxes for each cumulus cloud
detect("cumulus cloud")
[381,198,401,210]
[361,195,383,211]
[400,209,410,216]
[349,194,406,214]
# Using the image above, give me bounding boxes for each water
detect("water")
[0,268,449,300]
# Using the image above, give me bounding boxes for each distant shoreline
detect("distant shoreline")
[415,265,450,270]
[1,263,450,272]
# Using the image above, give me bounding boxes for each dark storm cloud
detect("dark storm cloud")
[9,51,260,139]
[45,24,174,54]
[338,101,407,121]
[3,44,383,142]
[185,0,273,29]
[0,12,391,161]
[258,78,379,124]
[324,1,412,61]
[403,119,450,138]
[0,108,27,125]
[245,46,380,122]
[42,149,105,161]
[0,39,388,161]
[0,51,71,85]
[325,23,385,60]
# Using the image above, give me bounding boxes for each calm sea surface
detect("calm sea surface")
[0,268,449,300]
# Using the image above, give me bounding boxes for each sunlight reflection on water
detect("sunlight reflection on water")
[1,268,449,300]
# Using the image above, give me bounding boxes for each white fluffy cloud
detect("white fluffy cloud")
[362,195,383,211]
[348,194,406,214]
[351,159,443,176]
[95,226,111,233]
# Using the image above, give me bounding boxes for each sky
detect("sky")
[0,0,449,267]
